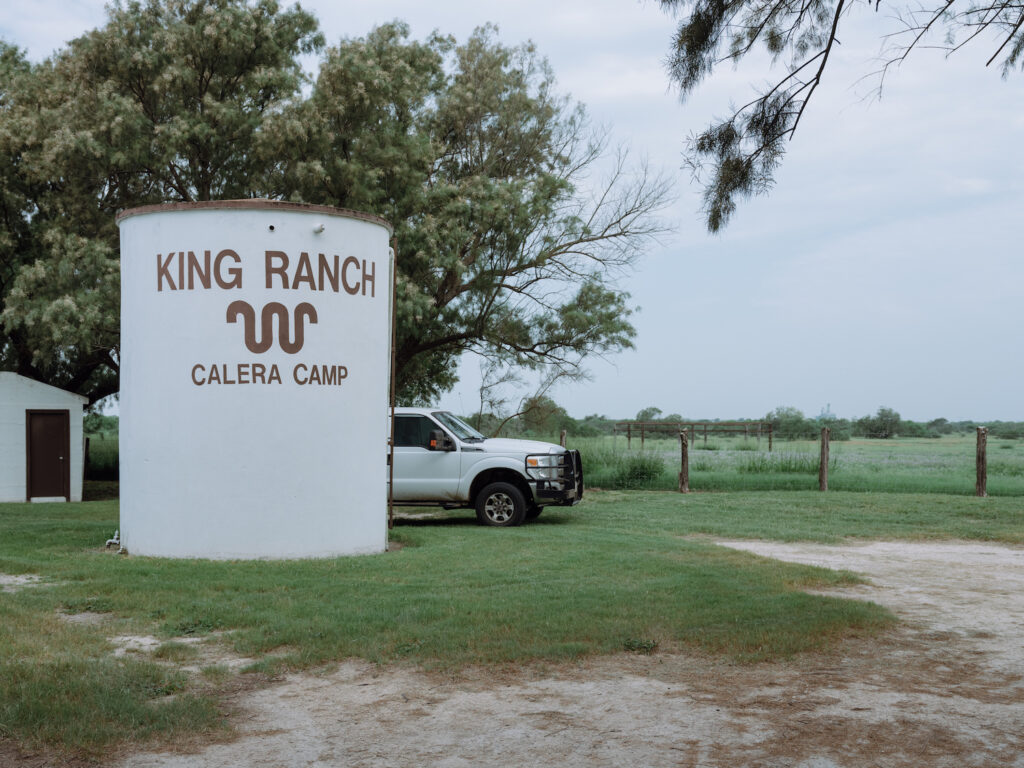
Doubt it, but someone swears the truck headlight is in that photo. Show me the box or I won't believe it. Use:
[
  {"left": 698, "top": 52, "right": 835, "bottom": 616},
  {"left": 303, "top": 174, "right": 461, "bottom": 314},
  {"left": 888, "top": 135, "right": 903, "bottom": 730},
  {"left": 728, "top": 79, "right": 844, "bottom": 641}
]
[{"left": 526, "top": 453, "right": 563, "bottom": 481}]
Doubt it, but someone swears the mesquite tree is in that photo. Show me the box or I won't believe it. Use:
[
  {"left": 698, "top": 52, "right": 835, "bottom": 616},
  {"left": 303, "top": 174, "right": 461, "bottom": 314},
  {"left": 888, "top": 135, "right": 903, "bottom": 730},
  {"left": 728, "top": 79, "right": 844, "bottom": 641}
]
[
  {"left": 0, "top": 0, "right": 322, "bottom": 403},
  {"left": 1, "top": 4, "right": 670, "bottom": 405},
  {"left": 270, "top": 22, "right": 672, "bottom": 403},
  {"left": 660, "top": 0, "right": 1024, "bottom": 231}
]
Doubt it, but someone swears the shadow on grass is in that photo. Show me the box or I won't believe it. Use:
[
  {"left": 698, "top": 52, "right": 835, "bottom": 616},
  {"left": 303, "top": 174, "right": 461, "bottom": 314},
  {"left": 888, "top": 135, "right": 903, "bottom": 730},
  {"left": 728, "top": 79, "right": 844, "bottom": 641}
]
[
  {"left": 83, "top": 481, "right": 119, "bottom": 501},
  {"left": 391, "top": 510, "right": 577, "bottom": 527},
  {"left": 391, "top": 515, "right": 478, "bottom": 527}
]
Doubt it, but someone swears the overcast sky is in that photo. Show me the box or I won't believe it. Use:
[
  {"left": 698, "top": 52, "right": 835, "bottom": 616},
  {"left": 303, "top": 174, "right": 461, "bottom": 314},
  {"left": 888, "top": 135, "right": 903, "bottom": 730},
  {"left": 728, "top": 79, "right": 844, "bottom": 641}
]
[{"left": 4, "top": 0, "right": 1022, "bottom": 421}]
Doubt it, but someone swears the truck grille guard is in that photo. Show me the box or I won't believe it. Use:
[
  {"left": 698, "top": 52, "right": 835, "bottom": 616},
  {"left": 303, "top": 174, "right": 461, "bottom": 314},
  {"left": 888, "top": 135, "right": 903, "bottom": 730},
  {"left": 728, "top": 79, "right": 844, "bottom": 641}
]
[{"left": 568, "top": 448, "right": 584, "bottom": 500}]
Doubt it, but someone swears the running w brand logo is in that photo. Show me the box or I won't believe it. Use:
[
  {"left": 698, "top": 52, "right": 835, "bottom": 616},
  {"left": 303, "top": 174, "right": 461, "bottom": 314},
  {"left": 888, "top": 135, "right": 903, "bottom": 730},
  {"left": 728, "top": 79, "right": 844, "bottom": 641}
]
[{"left": 226, "top": 301, "right": 318, "bottom": 354}]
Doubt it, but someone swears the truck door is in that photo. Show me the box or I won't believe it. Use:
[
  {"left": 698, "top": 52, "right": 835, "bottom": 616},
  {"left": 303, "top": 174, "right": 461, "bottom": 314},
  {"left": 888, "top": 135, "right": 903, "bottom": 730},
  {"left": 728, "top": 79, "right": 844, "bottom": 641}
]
[{"left": 391, "top": 414, "right": 462, "bottom": 501}]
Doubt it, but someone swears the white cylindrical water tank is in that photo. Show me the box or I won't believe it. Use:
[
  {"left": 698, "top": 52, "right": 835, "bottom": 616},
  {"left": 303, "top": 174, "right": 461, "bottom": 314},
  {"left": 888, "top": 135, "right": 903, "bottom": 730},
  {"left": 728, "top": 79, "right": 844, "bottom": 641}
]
[{"left": 118, "top": 200, "right": 393, "bottom": 558}]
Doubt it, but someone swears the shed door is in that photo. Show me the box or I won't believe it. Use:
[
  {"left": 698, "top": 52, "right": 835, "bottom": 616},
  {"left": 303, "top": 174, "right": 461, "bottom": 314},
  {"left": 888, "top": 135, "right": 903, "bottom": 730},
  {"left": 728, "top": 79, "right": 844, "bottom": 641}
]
[{"left": 27, "top": 410, "right": 70, "bottom": 501}]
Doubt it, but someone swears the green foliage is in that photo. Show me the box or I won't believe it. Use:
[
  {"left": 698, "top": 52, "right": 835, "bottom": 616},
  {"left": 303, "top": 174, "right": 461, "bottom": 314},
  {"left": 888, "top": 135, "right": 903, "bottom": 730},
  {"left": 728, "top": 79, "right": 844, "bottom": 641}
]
[
  {"left": 659, "top": 0, "right": 1024, "bottom": 230},
  {"left": 0, "top": 0, "right": 323, "bottom": 403},
  {"left": 1, "top": 7, "right": 669, "bottom": 406},
  {"left": 574, "top": 414, "right": 616, "bottom": 437},
  {"left": 764, "top": 405, "right": 849, "bottom": 441},
  {"left": 854, "top": 407, "right": 903, "bottom": 439},
  {"left": 990, "top": 422, "right": 1024, "bottom": 439},
  {"left": 765, "top": 406, "right": 815, "bottom": 440},
  {"left": 518, "top": 395, "right": 574, "bottom": 435},
  {"left": 83, "top": 412, "right": 118, "bottom": 435},
  {"left": 270, "top": 21, "right": 669, "bottom": 403},
  {"left": 636, "top": 406, "right": 663, "bottom": 422}
]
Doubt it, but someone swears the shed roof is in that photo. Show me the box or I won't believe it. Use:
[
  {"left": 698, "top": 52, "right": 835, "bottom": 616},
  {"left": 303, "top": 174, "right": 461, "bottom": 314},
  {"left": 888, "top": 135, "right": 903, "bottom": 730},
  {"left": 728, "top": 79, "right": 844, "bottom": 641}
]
[{"left": 0, "top": 372, "right": 89, "bottom": 404}]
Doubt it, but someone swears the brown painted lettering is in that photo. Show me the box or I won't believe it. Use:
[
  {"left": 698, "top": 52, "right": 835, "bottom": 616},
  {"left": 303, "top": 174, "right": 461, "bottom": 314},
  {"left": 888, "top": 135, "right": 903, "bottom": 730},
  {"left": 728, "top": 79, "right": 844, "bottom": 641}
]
[
  {"left": 319, "top": 253, "right": 339, "bottom": 292},
  {"left": 308, "top": 365, "right": 322, "bottom": 385},
  {"left": 187, "top": 251, "right": 211, "bottom": 289},
  {"left": 293, "top": 252, "right": 316, "bottom": 290},
  {"left": 362, "top": 259, "right": 376, "bottom": 297},
  {"left": 177, "top": 251, "right": 185, "bottom": 291},
  {"left": 157, "top": 253, "right": 176, "bottom": 291},
  {"left": 252, "top": 363, "right": 266, "bottom": 384},
  {"left": 191, "top": 364, "right": 205, "bottom": 385},
  {"left": 266, "top": 250, "right": 289, "bottom": 289},
  {"left": 322, "top": 365, "right": 336, "bottom": 386},
  {"left": 238, "top": 363, "right": 250, "bottom": 385},
  {"left": 222, "top": 364, "right": 236, "bottom": 385},
  {"left": 268, "top": 364, "right": 282, "bottom": 384},
  {"left": 214, "top": 249, "right": 242, "bottom": 289},
  {"left": 208, "top": 365, "right": 221, "bottom": 384},
  {"left": 293, "top": 363, "right": 307, "bottom": 385},
  {"left": 342, "top": 256, "right": 361, "bottom": 295},
  {"left": 338, "top": 365, "right": 348, "bottom": 379}
]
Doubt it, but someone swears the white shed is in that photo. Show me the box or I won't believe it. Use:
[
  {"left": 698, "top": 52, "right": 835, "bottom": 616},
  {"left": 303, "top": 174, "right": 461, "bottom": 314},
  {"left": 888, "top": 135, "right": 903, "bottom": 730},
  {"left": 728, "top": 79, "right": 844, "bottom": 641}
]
[{"left": 0, "top": 372, "right": 89, "bottom": 502}]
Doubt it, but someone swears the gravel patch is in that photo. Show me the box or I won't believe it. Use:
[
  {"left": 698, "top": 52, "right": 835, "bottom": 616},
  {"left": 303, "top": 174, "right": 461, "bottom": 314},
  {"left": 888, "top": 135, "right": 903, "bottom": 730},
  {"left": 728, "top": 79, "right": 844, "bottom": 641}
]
[{"left": 114, "top": 540, "right": 1024, "bottom": 768}]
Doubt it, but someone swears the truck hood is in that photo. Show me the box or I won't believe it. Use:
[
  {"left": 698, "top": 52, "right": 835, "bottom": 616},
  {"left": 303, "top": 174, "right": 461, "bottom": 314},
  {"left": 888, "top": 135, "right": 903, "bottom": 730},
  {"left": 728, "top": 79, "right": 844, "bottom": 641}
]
[{"left": 473, "top": 437, "right": 564, "bottom": 455}]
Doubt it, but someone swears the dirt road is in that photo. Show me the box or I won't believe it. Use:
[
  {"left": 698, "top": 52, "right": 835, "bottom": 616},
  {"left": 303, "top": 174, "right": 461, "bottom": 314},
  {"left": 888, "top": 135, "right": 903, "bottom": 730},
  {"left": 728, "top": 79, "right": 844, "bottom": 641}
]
[{"left": 119, "top": 540, "right": 1024, "bottom": 768}]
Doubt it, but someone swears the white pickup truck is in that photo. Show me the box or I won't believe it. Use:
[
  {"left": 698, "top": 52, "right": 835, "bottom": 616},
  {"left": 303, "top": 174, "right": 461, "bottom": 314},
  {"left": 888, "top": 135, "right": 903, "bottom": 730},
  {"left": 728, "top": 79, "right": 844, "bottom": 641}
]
[{"left": 389, "top": 407, "right": 583, "bottom": 526}]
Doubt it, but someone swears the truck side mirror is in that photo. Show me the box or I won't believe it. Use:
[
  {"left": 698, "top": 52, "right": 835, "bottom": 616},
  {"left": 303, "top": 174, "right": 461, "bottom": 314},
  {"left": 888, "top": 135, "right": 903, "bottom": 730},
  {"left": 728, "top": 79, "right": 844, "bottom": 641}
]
[{"left": 428, "top": 429, "right": 454, "bottom": 451}]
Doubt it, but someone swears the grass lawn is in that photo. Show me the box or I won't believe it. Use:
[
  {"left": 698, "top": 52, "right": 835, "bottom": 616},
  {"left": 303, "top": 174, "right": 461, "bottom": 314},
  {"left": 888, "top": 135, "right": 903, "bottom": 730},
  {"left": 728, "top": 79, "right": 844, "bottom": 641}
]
[{"left": 2, "top": 488, "right": 1021, "bottom": 755}]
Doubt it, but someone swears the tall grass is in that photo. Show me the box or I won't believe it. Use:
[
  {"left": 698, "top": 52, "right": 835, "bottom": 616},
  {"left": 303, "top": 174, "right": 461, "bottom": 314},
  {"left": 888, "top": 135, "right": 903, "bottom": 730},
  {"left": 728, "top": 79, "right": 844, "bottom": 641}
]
[
  {"left": 738, "top": 452, "right": 836, "bottom": 474},
  {"left": 565, "top": 434, "right": 1024, "bottom": 496},
  {"left": 85, "top": 432, "right": 119, "bottom": 481},
  {"left": 584, "top": 447, "right": 665, "bottom": 489}
]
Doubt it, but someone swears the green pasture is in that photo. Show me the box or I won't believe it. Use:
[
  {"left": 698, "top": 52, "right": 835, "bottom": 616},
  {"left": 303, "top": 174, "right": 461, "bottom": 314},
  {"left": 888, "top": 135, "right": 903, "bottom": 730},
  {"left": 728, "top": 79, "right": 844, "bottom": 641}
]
[
  {"left": 3, "top": 488, "right": 1023, "bottom": 755},
  {"left": 85, "top": 431, "right": 1024, "bottom": 495},
  {"left": 578, "top": 433, "right": 1024, "bottom": 495}
]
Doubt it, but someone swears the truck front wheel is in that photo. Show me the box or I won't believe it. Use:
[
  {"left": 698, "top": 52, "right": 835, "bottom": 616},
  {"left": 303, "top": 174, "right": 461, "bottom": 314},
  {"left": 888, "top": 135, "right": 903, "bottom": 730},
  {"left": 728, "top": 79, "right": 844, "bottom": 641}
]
[{"left": 475, "top": 482, "right": 526, "bottom": 527}]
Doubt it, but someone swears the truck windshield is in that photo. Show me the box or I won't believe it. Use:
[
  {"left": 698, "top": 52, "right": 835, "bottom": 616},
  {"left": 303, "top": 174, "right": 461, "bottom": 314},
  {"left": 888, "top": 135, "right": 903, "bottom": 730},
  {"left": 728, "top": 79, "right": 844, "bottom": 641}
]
[{"left": 432, "top": 411, "right": 485, "bottom": 442}]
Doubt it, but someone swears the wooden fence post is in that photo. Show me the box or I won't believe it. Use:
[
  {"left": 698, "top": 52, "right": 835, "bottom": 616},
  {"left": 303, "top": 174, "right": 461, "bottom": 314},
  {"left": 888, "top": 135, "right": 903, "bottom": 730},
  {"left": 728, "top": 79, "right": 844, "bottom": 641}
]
[
  {"left": 559, "top": 429, "right": 567, "bottom": 448},
  {"left": 678, "top": 431, "right": 689, "bottom": 493},
  {"left": 641, "top": 422, "right": 645, "bottom": 449},
  {"left": 627, "top": 423, "right": 632, "bottom": 450},
  {"left": 768, "top": 424, "right": 773, "bottom": 452},
  {"left": 976, "top": 426, "right": 988, "bottom": 497},
  {"left": 819, "top": 427, "right": 830, "bottom": 492}
]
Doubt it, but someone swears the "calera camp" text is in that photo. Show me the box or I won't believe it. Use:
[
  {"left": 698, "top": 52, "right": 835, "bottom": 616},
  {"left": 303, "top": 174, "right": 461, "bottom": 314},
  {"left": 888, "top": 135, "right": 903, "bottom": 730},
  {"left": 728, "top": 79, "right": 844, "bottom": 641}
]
[{"left": 190, "top": 363, "right": 349, "bottom": 386}]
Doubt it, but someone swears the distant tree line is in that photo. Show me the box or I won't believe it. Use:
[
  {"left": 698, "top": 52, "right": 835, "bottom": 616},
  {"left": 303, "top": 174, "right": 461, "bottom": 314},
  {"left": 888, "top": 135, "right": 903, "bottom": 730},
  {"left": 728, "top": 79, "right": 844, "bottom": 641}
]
[
  {"left": 465, "top": 400, "right": 1024, "bottom": 441},
  {"left": 763, "top": 407, "right": 1024, "bottom": 441},
  {"left": 84, "top": 404, "right": 1024, "bottom": 442}
]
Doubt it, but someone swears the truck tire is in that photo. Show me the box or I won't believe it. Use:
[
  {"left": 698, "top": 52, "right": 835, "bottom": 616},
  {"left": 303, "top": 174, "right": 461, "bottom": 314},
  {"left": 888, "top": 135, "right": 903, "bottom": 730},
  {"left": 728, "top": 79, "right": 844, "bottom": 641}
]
[{"left": 475, "top": 482, "right": 527, "bottom": 527}]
